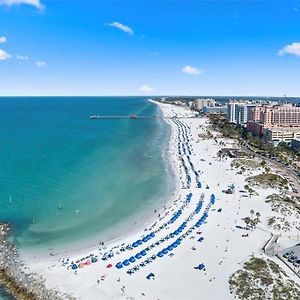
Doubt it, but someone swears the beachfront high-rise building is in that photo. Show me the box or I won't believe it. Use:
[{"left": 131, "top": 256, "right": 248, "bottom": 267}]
[
  {"left": 194, "top": 98, "right": 216, "bottom": 111},
  {"left": 227, "top": 101, "right": 257, "bottom": 126}
]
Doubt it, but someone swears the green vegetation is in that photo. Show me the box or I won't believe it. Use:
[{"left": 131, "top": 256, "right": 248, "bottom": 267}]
[
  {"left": 229, "top": 257, "right": 300, "bottom": 300},
  {"left": 208, "top": 115, "right": 300, "bottom": 172},
  {"left": 231, "top": 159, "right": 261, "bottom": 171},
  {"left": 246, "top": 173, "right": 288, "bottom": 190},
  {"left": 266, "top": 194, "right": 300, "bottom": 216}
]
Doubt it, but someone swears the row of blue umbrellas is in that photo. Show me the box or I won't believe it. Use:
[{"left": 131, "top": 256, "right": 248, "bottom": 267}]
[{"left": 132, "top": 232, "right": 155, "bottom": 248}]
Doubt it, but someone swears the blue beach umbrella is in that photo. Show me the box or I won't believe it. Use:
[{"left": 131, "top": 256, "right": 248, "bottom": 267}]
[
  {"left": 142, "top": 237, "right": 148, "bottom": 243},
  {"left": 135, "top": 253, "right": 142, "bottom": 259},
  {"left": 150, "top": 232, "right": 155, "bottom": 238},
  {"left": 116, "top": 262, "right": 123, "bottom": 269},
  {"left": 162, "top": 248, "right": 168, "bottom": 254},
  {"left": 157, "top": 252, "right": 164, "bottom": 258},
  {"left": 123, "top": 260, "right": 130, "bottom": 266},
  {"left": 137, "top": 239, "right": 143, "bottom": 245},
  {"left": 167, "top": 245, "right": 173, "bottom": 251},
  {"left": 71, "top": 264, "right": 78, "bottom": 270},
  {"left": 140, "top": 250, "right": 147, "bottom": 256},
  {"left": 129, "top": 256, "right": 136, "bottom": 263},
  {"left": 132, "top": 242, "right": 139, "bottom": 248}
]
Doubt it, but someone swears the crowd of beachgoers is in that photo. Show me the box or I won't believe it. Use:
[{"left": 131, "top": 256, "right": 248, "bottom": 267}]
[{"left": 16, "top": 101, "right": 300, "bottom": 299}]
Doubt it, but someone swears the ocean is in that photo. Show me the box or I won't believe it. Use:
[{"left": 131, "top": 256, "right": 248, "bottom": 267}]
[{"left": 0, "top": 97, "right": 171, "bottom": 253}]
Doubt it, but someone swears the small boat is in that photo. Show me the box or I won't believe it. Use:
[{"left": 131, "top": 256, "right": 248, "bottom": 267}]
[{"left": 32, "top": 217, "right": 35, "bottom": 224}]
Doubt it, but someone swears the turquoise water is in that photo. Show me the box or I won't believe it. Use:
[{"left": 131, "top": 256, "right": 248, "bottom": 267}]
[
  {"left": 0, "top": 286, "right": 15, "bottom": 300},
  {"left": 0, "top": 97, "right": 170, "bottom": 252}
]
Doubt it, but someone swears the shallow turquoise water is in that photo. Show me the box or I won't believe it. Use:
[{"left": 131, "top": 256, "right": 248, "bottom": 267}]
[
  {"left": 0, "top": 97, "right": 170, "bottom": 252},
  {"left": 0, "top": 286, "right": 15, "bottom": 300}
]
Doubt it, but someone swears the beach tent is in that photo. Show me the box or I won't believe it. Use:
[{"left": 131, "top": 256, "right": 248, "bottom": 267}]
[
  {"left": 129, "top": 256, "right": 136, "bottom": 263},
  {"left": 116, "top": 262, "right": 123, "bottom": 269},
  {"left": 157, "top": 252, "right": 164, "bottom": 258},
  {"left": 123, "top": 259, "right": 130, "bottom": 266},
  {"left": 135, "top": 253, "right": 142, "bottom": 259}
]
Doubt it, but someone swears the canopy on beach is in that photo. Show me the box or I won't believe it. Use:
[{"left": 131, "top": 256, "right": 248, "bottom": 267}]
[
  {"left": 157, "top": 252, "right": 164, "bottom": 258},
  {"left": 135, "top": 253, "right": 142, "bottom": 259},
  {"left": 129, "top": 256, "right": 136, "bottom": 263},
  {"left": 123, "top": 259, "right": 130, "bottom": 266}
]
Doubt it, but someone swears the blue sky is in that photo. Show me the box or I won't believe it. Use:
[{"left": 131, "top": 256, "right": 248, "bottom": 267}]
[{"left": 0, "top": 0, "right": 300, "bottom": 96}]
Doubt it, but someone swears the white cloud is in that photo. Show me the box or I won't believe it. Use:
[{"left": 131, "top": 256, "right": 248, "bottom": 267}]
[
  {"left": 139, "top": 84, "right": 154, "bottom": 93},
  {"left": 0, "top": 0, "right": 43, "bottom": 9},
  {"left": 0, "top": 36, "right": 7, "bottom": 44},
  {"left": 277, "top": 42, "right": 300, "bottom": 57},
  {"left": 36, "top": 60, "right": 46, "bottom": 67},
  {"left": 182, "top": 65, "right": 204, "bottom": 75},
  {"left": 16, "top": 54, "right": 29, "bottom": 60},
  {"left": 0, "top": 49, "right": 11, "bottom": 60},
  {"left": 108, "top": 22, "right": 134, "bottom": 35}
]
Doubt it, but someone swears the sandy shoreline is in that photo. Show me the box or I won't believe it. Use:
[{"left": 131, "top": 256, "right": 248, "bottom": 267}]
[{"left": 11, "top": 102, "right": 300, "bottom": 299}]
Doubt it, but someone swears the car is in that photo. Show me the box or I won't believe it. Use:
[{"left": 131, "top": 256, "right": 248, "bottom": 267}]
[
  {"left": 283, "top": 251, "right": 294, "bottom": 258},
  {"left": 288, "top": 255, "right": 298, "bottom": 263}
]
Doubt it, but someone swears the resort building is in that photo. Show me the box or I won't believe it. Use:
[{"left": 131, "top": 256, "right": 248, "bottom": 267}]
[
  {"left": 203, "top": 106, "right": 227, "bottom": 115},
  {"left": 194, "top": 98, "right": 216, "bottom": 111},
  {"left": 264, "top": 127, "right": 300, "bottom": 145},
  {"left": 248, "top": 104, "right": 300, "bottom": 128}
]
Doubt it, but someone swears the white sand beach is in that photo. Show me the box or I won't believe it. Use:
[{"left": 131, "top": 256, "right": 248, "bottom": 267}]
[{"left": 25, "top": 101, "right": 300, "bottom": 300}]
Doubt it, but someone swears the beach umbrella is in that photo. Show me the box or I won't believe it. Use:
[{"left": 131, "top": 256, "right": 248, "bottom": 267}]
[
  {"left": 116, "top": 262, "right": 123, "bottom": 269},
  {"left": 106, "top": 263, "right": 113, "bottom": 268},
  {"left": 167, "top": 245, "right": 173, "bottom": 251},
  {"left": 129, "top": 256, "right": 136, "bottom": 263},
  {"left": 172, "top": 242, "right": 178, "bottom": 248},
  {"left": 162, "top": 248, "right": 168, "bottom": 254},
  {"left": 157, "top": 252, "right": 164, "bottom": 258},
  {"left": 132, "top": 242, "right": 139, "bottom": 248},
  {"left": 142, "top": 237, "right": 148, "bottom": 243},
  {"left": 135, "top": 253, "right": 142, "bottom": 259},
  {"left": 169, "top": 233, "right": 174, "bottom": 238},
  {"left": 123, "top": 259, "right": 130, "bottom": 266},
  {"left": 71, "top": 264, "right": 78, "bottom": 270},
  {"left": 140, "top": 250, "right": 147, "bottom": 256},
  {"left": 137, "top": 239, "right": 143, "bottom": 245},
  {"left": 79, "top": 263, "right": 85, "bottom": 268},
  {"left": 150, "top": 232, "right": 155, "bottom": 238},
  {"left": 85, "top": 260, "right": 91, "bottom": 266},
  {"left": 91, "top": 257, "right": 98, "bottom": 263}
]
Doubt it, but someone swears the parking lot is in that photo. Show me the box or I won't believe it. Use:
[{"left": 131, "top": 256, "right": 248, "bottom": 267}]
[{"left": 280, "top": 243, "right": 300, "bottom": 272}]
